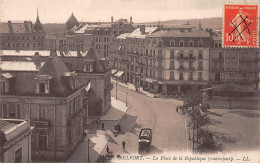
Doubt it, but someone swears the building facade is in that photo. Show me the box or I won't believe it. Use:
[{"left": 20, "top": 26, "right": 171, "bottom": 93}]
[
  {"left": 0, "top": 49, "right": 112, "bottom": 115},
  {"left": 0, "top": 119, "right": 33, "bottom": 163},
  {"left": 0, "top": 11, "right": 45, "bottom": 50},
  {"left": 0, "top": 52, "right": 87, "bottom": 161}
]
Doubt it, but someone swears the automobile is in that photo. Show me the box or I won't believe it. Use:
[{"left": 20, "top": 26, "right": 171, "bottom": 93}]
[{"left": 138, "top": 128, "right": 152, "bottom": 153}]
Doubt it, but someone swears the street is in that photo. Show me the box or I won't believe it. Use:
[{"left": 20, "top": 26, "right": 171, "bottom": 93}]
[{"left": 107, "top": 82, "right": 188, "bottom": 156}]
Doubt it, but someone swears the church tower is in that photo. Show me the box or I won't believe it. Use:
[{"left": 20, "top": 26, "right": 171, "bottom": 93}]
[
  {"left": 34, "top": 9, "right": 45, "bottom": 50},
  {"left": 66, "top": 12, "right": 80, "bottom": 31}
]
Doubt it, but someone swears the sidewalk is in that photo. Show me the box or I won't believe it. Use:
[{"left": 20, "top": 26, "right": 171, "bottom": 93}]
[
  {"left": 66, "top": 132, "right": 109, "bottom": 163},
  {"left": 112, "top": 79, "right": 155, "bottom": 98},
  {"left": 100, "top": 97, "right": 128, "bottom": 121}
]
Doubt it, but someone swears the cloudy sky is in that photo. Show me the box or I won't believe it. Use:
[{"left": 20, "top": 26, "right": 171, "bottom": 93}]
[{"left": 0, "top": 0, "right": 258, "bottom": 23}]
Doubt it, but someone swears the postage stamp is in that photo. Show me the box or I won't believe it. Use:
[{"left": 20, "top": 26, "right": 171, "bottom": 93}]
[{"left": 223, "top": 4, "right": 259, "bottom": 48}]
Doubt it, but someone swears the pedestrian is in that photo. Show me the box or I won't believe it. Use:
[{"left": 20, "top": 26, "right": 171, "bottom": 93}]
[
  {"left": 106, "top": 145, "right": 109, "bottom": 153},
  {"left": 176, "top": 106, "right": 179, "bottom": 113},
  {"left": 101, "top": 122, "right": 104, "bottom": 130},
  {"left": 96, "top": 119, "right": 99, "bottom": 128},
  {"left": 122, "top": 141, "right": 126, "bottom": 150}
]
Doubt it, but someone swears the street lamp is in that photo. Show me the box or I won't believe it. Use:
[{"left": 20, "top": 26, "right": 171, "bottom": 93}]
[
  {"left": 126, "top": 91, "right": 128, "bottom": 107},
  {"left": 87, "top": 139, "right": 90, "bottom": 163},
  {"left": 116, "top": 79, "right": 118, "bottom": 100},
  {"left": 188, "top": 122, "right": 191, "bottom": 140}
]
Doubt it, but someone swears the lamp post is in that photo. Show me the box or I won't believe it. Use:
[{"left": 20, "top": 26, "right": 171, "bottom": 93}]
[
  {"left": 126, "top": 91, "right": 128, "bottom": 107},
  {"left": 188, "top": 122, "right": 191, "bottom": 140},
  {"left": 87, "top": 139, "right": 90, "bottom": 162},
  {"left": 116, "top": 80, "right": 118, "bottom": 100}
]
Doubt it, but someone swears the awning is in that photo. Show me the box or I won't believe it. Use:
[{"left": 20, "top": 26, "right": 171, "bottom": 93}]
[
  {"left": 111, "top": 69, "right": 118, "bottom": 75},
  {"left": 114, "top": 71, "right": 124, "bottom": 77},
  {"left": 2, "top": 73, "right": 13, "bottom": 79},
  {"left": 143, "top": 77, "right": 158, "bottom": 84}
]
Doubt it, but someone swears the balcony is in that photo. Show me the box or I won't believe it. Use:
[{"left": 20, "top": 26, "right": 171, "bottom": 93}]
[
  {"left": 31, "top": 120, "right": 50, "bottom": 128},
  {"left": 188, "top": 56, "right": 196, "bottom": 60},
  {"left": 177, "top": 56, "right": 188, "bottom": 60},
  {"left": 67, "top": 108, "right": 85, "bottom": 126},
  {"left": 178, "top": 66, "right": 185, "bottom": 70},
  {"left": 188, "top": 67, "right": 195, "bottom": 71}
]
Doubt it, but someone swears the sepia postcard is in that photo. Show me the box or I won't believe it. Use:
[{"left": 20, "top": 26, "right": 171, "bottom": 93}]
[{"left": 0, "top": 0, "right": 259, "bottom": 163}]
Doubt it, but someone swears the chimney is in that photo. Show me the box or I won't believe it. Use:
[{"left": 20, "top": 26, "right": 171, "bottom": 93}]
[
  {"left": 140, "top": 25, "right": 145, "bottom": 35},
  {"left": 111, "top": 16, "right": 113, "bottom": 23},
  {"left": 130, "top": 16, "right": 132, "bottom": 24}
]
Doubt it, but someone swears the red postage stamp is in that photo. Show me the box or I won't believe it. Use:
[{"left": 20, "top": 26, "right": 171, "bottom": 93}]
[{"left": 223, "top": 4, "right": 258, "bottom": 48}]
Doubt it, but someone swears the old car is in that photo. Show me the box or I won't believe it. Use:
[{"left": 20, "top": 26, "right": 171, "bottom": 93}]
[{"left": 138, "top": 128, "right": 152, "bottom": 153}]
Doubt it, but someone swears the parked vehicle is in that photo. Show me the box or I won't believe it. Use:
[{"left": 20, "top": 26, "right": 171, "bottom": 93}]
[{"left": 138, "top": 128, "right": 152, "bottom": 153}]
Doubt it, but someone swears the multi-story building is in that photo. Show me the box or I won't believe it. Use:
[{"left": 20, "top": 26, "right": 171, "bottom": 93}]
[
  {"left": 0, "top": 119, "right": 33, "bottom": 163},
  {"left": 0, "top": 11, "right": 45, "bottom": 50},
  {"left": 110, "top": 27, "right": 259, "bottom": 95},
  {"left": 0, "top": 48, "right": 112, "bottom": 115},
  {"left": 111, "top": 17, "right": 134, "bottom": 37},
  {"left": 210, "top": 32, "right": 259, "bottom": 95},
  {"left": 0, "top": 51, "right": 87, "bottom": 161},
  {"left": 45, "top": 35, "right": 56, "bottom": 50},
  {"left": 110, "top": 27, "right": 210, "bottom": 93}
]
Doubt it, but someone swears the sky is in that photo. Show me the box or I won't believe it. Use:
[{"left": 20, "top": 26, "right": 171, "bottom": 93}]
[{"left": 0, "top": 0, "right": 259, "bottom": 23}]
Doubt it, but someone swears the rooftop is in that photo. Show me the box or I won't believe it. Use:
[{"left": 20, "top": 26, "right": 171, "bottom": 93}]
[
  {"left": 0, "top": 120, "right": 16, "bottom": 132},
  {"left": 0, "top": 21, "right": 33, "bottom": 33},
  {"left": 0, "top": 50, "right": 88, "bottom": 57},
  {"left": 116, "top": 33, "right": 130, "bottom": 39},
  {"left": 127, "top": 27, "right": 158, "bottom": 39},
  {"left": 0, "top": 61, "right": 44, "bottom": 71}
]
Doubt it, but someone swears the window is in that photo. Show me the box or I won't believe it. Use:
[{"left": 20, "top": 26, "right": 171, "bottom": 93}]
[
  {"left": 39, "top": 105, "right": 47, "bottom": 121},
  {"left": 84, "top": 64, "right": 93, "bottom": 72},
  {"left": 170, "top": 61, "right": 174, "bottom": 69},
  {"left": 198, "top": 41, "right": 203, "bottom": 47},
  {"left": 170, "top": 71, "right": 174, "bottom": 80},
  {"left": 189, "top": 41, "right": 193, "bottom": 46},
  {"left": 170, "top": 50, "right": 174, "bottom": 59},
  {"left": 0, "top": 82, "right": 5, "bottom": 92},
  {"left": 215, "top": 73, "right": 220, "bottom": 81},
  {"left": 198, "top": 72, "right": 203, "bottom": 80},
  {"left": 189, "top": 72, "right": 193, "bottom": 80},
  {"left": 33, "top": 43, "right": 36, "bottom": 47},
  {"left": 39, "top": 83, "right": 45, "bottom": 93},
  {"left": 27, "top": 43, "right": 29, "bottom": 47},
  {"left": 22, "top": 36, "right": 24, "bottom": 40},
  {"left": 8, "top": 103, "right": 15, "bottom": 118},
  {"left": 189, "top": 61, "right": 193, "bottom": 69},
  {"left": 16, "top": 104, "right": 21, "bottom": 119},
  {"left": 3, "top": 104, "right": 7, "bottom": 118},
  {"left": 180, "top": 54, "right": 183, "bottom": 59},
  {"left": 15, "top": 147, "right": 22, "bottom": 163},
  {"left": 214, "top": 43, "right": 218, "bottom": 48},
  {"left": 189, "top": 54, "right": 193, "bottom": 59},
  {"left": 219, "top": 52, "right": 223, "bottom": 60},
  {"left": 199, "top": 53, "right": 203, "bottom": 59},
  {"left": 179, "top": 73, "right": 183, "bottom": 80},
  {"left": 219, "top": 43, "right": 221, "bottom": 48},
  {"left": 38, "top": 130, "right": 47, "bottom": 149},
  {"left": 170, "top": 40, "right": 175, "bottom": 46},
  {"left": 33, "top": 36, "right": 36, "bottom": 40},
  {"left": 198, "top": 61, "right": 203, "bottom": 70},
  {"left": 179, "top": 41, "right": 184, "bottom": 47}
]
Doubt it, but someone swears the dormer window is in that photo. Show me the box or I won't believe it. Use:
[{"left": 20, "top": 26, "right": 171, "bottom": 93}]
[
  {"left": 0, "top": 73, "right": 13, "bottom": 93},
  {"left": 84, "top": 64, "right": 93, "bottom": 72},
  {"left": 170, "top": 40, "right": 175, "bottom": 46},
  {"left": 189, "top": 41, "right": 194, "bottom": 47},
  {"left": 39, "top": 83, "right": 45, "bottom": 93},
  {"left": 35, "top": 75, "right": 52, "bottom": 94},
  {"left": 179, "top": 41, "right": 184, "bottom": 47},
  {"left": 198, "top": 41, "right": 203, "bottom": 47}
]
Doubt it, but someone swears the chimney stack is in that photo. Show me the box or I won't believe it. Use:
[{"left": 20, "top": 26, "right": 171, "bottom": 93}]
[
  {"left": 130, "top": 16, "right": 132, "bottom": 24},
  {"left": 140, "top": 25, "right": 145, "bottom": 35},
  {"left": 111, "top": 16, "right": 113, "bottom": 23}
]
